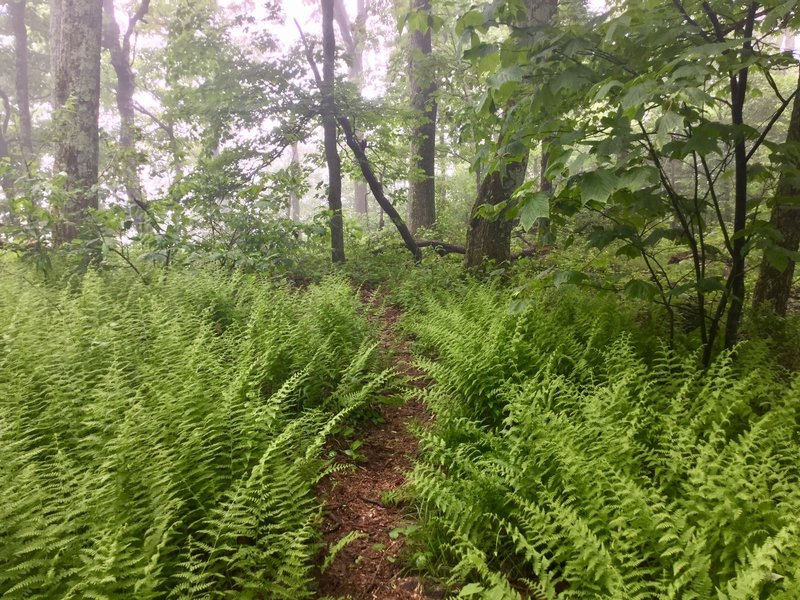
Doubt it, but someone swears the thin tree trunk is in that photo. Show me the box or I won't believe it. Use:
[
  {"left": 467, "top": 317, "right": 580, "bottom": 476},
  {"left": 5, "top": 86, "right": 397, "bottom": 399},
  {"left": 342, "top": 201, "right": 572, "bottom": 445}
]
[
  {"left": 407, "top": 0, "right": 437, "bottom": 234},
  {"left": 334, "top": 0, "right": 369, "bottom": 215},
  {"left": 297, "top": 19, "right": 419, "bottom": 260},
  {"left": 322, "top": 0, "right": 345, "bottom": 263},
  {"left": 538, "top": 147, "right": 551, "bottom": 237},
  {"left": 723, "top": 4, "right": 756, "bottom": 348},
  {"left": 51, "top": 0, "right": 104, "bottom": 245},
  {"left": 0, "top": 90, "right": 16, "bottom": 203},
  {"left": 289, "top": 142, "right": 300, "bottom": 222},
  {"left": 9, "top": 0, "right": 32, "bottom": 155},
  {"left": 338, "top": 115, "right": 421, "bottom": 260},
  {"left": 753, "top": 68, "right": 800, "bottom": 316},
  {"left": 102, "top": 0, "right": 150, "bottom": 229}
]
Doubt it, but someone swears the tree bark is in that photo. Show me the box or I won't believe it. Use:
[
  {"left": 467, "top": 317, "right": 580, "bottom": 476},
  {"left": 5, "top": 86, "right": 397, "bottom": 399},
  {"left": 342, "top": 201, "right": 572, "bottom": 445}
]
[
  {"left": 297, "top": 19, "right": 419, "bottom": 260},
  {"left": 407, "top": 0, "right": 437, "bottom": 234},
  {"left": 9, "top": 0, "right": 32, "bottom": 155},
  {"left": 333, "top": 0, "right": 369, "bottom": 215},
  {"left": 722, "top": 4, "right": 757, "bottom": 348},
  {"left": 51, "top": 0, "right": 104, "bottom": 245},
  {"left": 753, "top": 68, "right": 800, "bottom": 317},
  {"left": 322, "top": 0, "right": 345, "bottom": 263},
  {"left": 464, "top": 156, "right": 528, "bottom": 266},
  {"left": 0, "top": 90, "right": 16, "bottom": 203},
  {"left": 463, "top": 0, "right": 555, "bottom": 268},
  {"left": 102, "top": 0, "right": 149, "bottom": 229},
  {"left": 289, "top": 142, "right": 300, "bottom": 222}
]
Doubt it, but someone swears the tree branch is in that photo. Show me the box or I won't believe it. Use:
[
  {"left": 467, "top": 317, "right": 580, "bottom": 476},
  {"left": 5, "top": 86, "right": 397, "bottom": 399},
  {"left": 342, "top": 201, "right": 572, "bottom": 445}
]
[{"left": 296, "top": 20, "right": 421, "bottom": 261}]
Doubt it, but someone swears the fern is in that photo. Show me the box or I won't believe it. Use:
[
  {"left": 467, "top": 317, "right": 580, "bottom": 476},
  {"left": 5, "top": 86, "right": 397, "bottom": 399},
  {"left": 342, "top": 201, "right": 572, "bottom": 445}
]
[
  {"left": 0, "top": 266, "right": 390, "bottom": 598},
  {"left": 407, "top": 285, "right": 800, "bottom": 598}
]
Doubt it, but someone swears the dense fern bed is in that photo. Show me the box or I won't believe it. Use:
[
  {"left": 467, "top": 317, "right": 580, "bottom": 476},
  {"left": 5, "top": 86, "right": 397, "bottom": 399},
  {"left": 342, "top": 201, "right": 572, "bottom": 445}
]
[
  {"left": 0, "top": 268, "right": 389, "bottom": 598},
  {"left": 408, "top": 285, "right": 800, "bottom": 599}
]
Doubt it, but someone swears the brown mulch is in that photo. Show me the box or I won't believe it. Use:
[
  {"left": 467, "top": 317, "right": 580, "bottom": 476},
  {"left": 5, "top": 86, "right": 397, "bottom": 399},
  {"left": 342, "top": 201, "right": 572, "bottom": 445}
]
[{"left": 315, "top": 290, "right": 444, "bottom": 600}]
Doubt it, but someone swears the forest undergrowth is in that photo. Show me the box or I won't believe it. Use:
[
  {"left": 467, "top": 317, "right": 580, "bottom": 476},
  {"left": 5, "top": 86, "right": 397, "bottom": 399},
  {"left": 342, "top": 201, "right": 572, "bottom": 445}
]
[
  {"left": 2, "top": 260, "right": 800, "bottom": 600},
  {"left": 404, "top": 284, "right": 800, "bottom": 599},
  {"left": 0, "top": 266, "right": 394, "bottom": 598}
]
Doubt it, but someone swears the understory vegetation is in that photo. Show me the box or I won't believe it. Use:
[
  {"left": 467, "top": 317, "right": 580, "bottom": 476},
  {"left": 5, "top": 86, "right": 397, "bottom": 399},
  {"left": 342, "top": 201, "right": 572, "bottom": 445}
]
[
  {"left": 0, "top": 267, "right": 392, "bottom": 598},
  {"left": 2, "top": 0, "right": 800, "bottom": 597},
  {"left": 407, "top": 285, "right": 800, "bottom": 599}
]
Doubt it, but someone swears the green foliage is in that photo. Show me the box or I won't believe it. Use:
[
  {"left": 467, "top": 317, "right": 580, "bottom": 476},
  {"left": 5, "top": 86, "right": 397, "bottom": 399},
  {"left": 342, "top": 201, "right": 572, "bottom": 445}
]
[
  {"left": 407, "top": 284, "right": 800, "bottom": 599},
  {"left": 0, "top": 266, "right": 392, "bottom": 598}
]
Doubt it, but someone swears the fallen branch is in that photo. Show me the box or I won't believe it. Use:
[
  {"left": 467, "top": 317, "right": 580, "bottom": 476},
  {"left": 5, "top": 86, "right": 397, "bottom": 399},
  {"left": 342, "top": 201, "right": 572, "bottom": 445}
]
[{"left": 416, "top": 240, "right": 465, "bottom": 256}]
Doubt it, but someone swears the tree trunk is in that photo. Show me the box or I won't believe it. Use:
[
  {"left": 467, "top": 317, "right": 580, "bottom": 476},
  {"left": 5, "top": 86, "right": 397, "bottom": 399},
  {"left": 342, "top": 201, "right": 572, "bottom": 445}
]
[
  {"left": 463, "top": 0, "right": 555, "bottom": 268},
  {"left": 322, "top": 0, "right": 345, "bottom": 263},
  {"left": 102, "top": 0, "right": 150, "bottom": 229},
  {"left": 9, "top": 0, "right": 32, "bottom": 155},
  {"left": 334, "top": 0, "right": 369, "bottom": 215},
  {"left": 464, "top": 156, "right": 528, "bottom": 266},
  {"left": 289, "top": 142, "right": 300, "bottom": 222},
  {"left": 723, "top": 5, "right": 756, "bottom": 348},
  {"left": 51, "top": 0, "right": 104, "bottom": 245},
  {"left": 0, "top": 91, "right": 16, "bottom": 203},
  {"left": 753, "top": 68, "right": 800, "bottom": 317},
  {"left": 297, "top": 19, "right": 419, "bottom": 260},
  {"left": 407, "top": 0, "right": 437, "bottom": 234}
]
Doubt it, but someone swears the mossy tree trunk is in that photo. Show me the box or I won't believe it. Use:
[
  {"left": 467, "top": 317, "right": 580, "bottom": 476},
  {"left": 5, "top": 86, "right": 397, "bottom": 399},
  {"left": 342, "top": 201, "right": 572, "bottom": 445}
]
[
  {"left": 753, "top": 68, "right": 800, "bottom": 316},
  {"left": 407, "top": 0, "right": 437, "bottom": 235},
  {"left": 463, "top": 156, "right": 528, "bottom": 267},
  {"left": 50, "top": 0, "right": 103, "bottom": 245},
  {"left": 463, "top": 0, "right": 555, "bottom": 268}
]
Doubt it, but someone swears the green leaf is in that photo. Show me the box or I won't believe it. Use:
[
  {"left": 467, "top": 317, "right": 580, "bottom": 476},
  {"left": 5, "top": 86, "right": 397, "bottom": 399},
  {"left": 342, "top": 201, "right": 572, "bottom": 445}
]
[
  {"left": 593, "top": 79, "right": 623, "bottom": 101},
  {"left": 625, "top": 279, "right": 659, "bottom": 301},
  {"left": 553, "top": 270, "right": 588, "bottom": 287},
  {"left": 579, "top": 170, "right": 619, "bottom": 204},
  {"left": 616, "top": 244, "right": 641, "bottom": 259},
  {"left": 457, "top": 10, "right": 485, "bottom": 33},
  {"left": 518, "top": 192, "right": 550, "bottom": 231},
  {"left": 407, "top": 10, "right": 430, "bottom": 34},
  {"left": 458, "top": 583, "right": 485, "bottom": 597},
  {"left": 656, "top": 111, "right": 683, "bottom": 147},
  {"left": 618, "top": 166, "right": 658, "bottom": 192},
  {"left": 620, "top": 80, "right": 654, "bottom": 117}
]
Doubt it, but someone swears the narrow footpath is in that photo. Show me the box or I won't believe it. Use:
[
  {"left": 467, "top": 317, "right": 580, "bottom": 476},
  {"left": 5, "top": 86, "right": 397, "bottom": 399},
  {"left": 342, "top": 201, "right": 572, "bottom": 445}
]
[{"left": 315, "top": 290, "right": 442, "bottom": 599}]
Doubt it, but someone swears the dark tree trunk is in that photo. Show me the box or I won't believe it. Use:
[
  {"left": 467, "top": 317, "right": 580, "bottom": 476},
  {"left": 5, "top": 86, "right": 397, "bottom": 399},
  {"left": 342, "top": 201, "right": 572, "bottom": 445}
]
[
  {"left": 407, "top": 0, "right": 437, "bottom": 234},
  {"left": 51, "top": 0, "right": 103, "bottom": 245},
  {"left": 753, "top": 69, "right": 800, "bottom": 317},
  {"left": 723, "top": 4, "right": 756, "bottom": 348},
  {"left": 322, "top": 0, "right": 345, "bottom": 263},
  {"left": 297, "top": 18, "right": 418, "bottom": 260},
  {"left": 102, "top": 0, "right": 150, "bottom": 228},
  {"left": 463, "top": 0, "right": 555, "bottom": 268},
  {"left": 464, "top": 156, "right": 528, "bottom": 267},
  {"left": 338, "top": 115, "right": 421, "bottom": 260},
  {"left": 9, "top": 0, "right": 32, "bottom": 154}
]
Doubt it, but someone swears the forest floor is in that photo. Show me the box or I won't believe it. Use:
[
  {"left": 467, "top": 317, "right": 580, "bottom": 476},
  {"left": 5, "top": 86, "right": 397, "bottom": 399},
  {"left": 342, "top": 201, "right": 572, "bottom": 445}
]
[{"left": 315, "top": 290, "right": 445, "bottom": 600}]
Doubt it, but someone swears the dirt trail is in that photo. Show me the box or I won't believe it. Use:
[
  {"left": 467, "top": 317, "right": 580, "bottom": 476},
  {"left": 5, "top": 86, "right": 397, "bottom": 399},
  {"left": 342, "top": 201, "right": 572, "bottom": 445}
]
[{"left": 315, "top": 290, "right": 442, "bottom": 600}]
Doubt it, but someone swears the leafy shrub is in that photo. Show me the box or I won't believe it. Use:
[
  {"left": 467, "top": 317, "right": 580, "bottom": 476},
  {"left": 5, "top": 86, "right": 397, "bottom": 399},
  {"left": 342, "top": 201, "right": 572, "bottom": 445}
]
[
  {"left": 0, "top": 266, "right": 391, "bottom": 598},
  {"left": 408, "top": 285, "right": 800, "bottom": 599}
]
